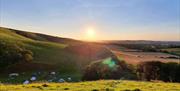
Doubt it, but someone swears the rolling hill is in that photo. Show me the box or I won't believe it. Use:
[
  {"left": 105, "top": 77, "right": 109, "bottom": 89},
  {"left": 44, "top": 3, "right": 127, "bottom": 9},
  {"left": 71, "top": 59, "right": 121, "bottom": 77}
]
[{"left": 0, "top": 27, "right": 117, "bottom": 82}]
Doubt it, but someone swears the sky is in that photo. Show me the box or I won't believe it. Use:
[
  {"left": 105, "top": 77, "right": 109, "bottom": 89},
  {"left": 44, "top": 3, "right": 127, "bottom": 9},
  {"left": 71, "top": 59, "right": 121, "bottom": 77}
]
[{"left": 0, "top": 0, "right": 180, "bottom": 41}]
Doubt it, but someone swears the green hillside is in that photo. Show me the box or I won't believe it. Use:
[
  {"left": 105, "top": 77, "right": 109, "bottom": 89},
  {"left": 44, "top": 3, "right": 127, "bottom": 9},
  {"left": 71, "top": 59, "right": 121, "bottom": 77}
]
[
  {"left": 0, "top": 27, "right": 78, "bottom": 72},
  {"left": 0, "top": 27, "right": 117, "bottom": 82},
  {"left": 0, "top": 27, "right": 86, "bottom": 82}
]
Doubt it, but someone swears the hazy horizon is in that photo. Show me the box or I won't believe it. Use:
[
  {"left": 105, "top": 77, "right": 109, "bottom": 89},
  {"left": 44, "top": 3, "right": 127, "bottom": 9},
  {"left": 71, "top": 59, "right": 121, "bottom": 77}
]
[{"left": 0, "top": 0, "right": 180, "bottom": 41}]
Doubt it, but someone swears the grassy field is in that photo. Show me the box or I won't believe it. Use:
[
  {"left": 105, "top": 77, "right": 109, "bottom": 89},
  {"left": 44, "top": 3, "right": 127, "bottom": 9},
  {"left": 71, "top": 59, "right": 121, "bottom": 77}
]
[{"left": 0, "top": 80, "right": 180, "bottom": 91}]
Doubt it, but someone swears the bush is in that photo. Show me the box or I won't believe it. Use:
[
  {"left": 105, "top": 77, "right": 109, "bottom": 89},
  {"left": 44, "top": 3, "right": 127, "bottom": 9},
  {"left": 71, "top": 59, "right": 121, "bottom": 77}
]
[
  {"left": 0, "top": 41, "right": 33, "bottom": 70},
  {"left": 136, "top": 61, "right": 162, "bottom": 81},
  {"left": 160, "top": 62, "right": 180, "bottom": 82},
  {"left": 82, "top": 57, "right": 137, "bottom": 81},
  {"left": 137, "top": 61, "right": 180, "bottom": 82}
]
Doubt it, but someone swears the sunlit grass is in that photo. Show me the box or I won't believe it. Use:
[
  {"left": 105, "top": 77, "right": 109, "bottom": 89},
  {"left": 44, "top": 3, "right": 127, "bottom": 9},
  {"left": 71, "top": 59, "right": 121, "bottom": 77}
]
[{"left": 0, "top": 80, "right": 180, "bottom": 91}]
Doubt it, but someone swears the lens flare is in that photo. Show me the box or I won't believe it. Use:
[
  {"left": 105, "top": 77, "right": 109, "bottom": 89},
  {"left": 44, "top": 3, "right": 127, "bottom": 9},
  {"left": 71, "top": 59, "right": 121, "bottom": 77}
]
[{"left": 102, "top": 57, "right": 117, "bottom": 70}]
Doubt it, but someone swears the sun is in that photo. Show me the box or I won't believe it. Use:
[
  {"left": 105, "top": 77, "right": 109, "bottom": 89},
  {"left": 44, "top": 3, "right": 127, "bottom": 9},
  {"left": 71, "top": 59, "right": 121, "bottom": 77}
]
[
  {"left": 85, "top": 27, "right": 96, "bottom": 41},
  {"left": 87, "top": 28, "right": 95, "bottom": 37}
]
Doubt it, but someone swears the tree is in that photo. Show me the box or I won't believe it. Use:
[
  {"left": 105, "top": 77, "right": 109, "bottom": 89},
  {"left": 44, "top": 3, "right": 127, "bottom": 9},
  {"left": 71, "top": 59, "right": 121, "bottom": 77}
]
[
  {"left": 82, "top": 57, "right": 137, "bottom": 81},
  {"left": 137, "top": 61, "right": 162, "bottom": 81},
  {"left": 137, "top": 61, "right": 180, "bottom": 82},
  {"left": 160, "top": 62, "right": 180, "bottom": 82},
  {"left": 0, "top": 41, "right": 33, "bottom": 70}
]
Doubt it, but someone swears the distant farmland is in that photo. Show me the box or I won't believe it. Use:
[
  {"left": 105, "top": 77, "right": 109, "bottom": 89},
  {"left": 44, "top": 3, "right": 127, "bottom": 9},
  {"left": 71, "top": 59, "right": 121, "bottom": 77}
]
[{"left": 114, "top": 51, "right": 179, "bottom": 64}]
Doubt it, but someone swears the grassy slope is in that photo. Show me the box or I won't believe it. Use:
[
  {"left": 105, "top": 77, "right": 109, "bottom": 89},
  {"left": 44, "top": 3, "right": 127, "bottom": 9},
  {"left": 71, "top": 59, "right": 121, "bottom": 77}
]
[
  {"left": 0, "top": 27, "right": 82, "bottom": 77},
  {"left": 0, "top": 80, "right": 180, "bottom": 91},
  {"left": 0, "top": 27, "right": 124, "bottom": 83},
  {"left": 0, "top": 27, "right": 114, "bottom": 72}
]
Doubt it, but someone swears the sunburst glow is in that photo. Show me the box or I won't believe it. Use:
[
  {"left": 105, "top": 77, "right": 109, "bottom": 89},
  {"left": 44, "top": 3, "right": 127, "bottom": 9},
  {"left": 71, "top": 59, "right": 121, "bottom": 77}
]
[{"left": 85, "top": 27, "right": 96, "bottom": 41}]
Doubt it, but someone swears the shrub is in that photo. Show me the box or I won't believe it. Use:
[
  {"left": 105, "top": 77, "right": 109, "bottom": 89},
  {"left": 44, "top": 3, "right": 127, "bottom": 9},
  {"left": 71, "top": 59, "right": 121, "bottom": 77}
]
[
  {"left": 137, "top": 61, "right": 180, "bottom": 82},
  {"left": 137, "top": 61, "right": 162, "bottom": 81},
  {"left": 160, "top": 62, "right": 180, "bottom": 82},
  {"left": 0, "top": 41, "right": 33, "bottom": 70},
  {"left": 82, "top": 57, "right": 137, "bottom": 80}
]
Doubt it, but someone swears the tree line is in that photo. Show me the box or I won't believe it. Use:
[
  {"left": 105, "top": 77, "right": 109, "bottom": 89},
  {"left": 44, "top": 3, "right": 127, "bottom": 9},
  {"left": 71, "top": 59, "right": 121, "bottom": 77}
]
[{"left": 83, "top": 59, "right": 180, "bottom": 82}]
